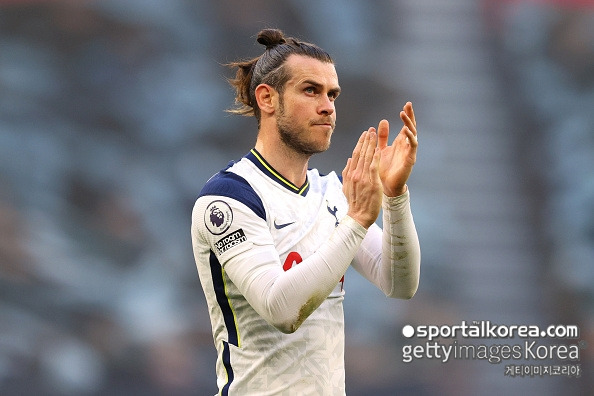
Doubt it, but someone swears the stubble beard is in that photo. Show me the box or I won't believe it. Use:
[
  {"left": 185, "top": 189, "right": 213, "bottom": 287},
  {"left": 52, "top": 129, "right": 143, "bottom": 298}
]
[{"left": 276, "top": 97, "right": 333, "bottom": 156}]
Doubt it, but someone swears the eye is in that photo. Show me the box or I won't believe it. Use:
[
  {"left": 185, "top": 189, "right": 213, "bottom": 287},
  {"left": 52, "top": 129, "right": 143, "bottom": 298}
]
[{"left": 304, "top": 86, "right": 316, "bottom": 94}]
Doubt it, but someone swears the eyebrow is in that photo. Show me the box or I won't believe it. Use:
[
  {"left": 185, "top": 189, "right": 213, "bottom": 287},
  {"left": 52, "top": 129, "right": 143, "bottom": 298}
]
[{"left": 301, "top": 79, "right": 341, "bottom": 95}]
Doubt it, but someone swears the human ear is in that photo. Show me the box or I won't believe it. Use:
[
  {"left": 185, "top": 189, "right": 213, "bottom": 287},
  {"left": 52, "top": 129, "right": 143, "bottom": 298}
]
[{"left": 254, "top": 84, "right": 276, "bottom": 115}]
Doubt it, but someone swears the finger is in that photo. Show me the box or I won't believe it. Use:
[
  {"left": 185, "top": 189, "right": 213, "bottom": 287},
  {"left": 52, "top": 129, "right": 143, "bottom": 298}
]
[
  {"left": 403, "top": 126, "right": 418, "bottom": 148},
  {"left": 355, "top": 130, "right": 372, "bottom": 173},
  {"left": 370, "top": 147, "right": 381, "bottom": 184},
  {"left": 342, "top": 157, "right": 353, "bottom": 197},
  {"left": 350, "top": 131, "right": 367, "bottom": 170},
  {"left": 404, "top": 101, "right": 416, "bottom": 127},
  {"left": 400, "top": 111, "right": 417, "bottom": 137},
  {"left": 377, "top": 119, "right": 389, "bottom": 150},
  {"left": 342, "top": 157, "right": 352, "bottom": 179},
  {"left": 363, "top": 131, "right": 377, "bottom": 170}
]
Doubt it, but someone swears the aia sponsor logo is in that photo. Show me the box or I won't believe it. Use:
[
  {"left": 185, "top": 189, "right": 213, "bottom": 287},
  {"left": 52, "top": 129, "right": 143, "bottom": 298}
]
[{"left": 215, "top": 229, "right": 247, "bottom": 254}]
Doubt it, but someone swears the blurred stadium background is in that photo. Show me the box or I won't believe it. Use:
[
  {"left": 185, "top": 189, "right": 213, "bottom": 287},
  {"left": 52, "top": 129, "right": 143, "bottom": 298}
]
[{"left": 0, "top": 0, "right": 592, "bottom": 395}]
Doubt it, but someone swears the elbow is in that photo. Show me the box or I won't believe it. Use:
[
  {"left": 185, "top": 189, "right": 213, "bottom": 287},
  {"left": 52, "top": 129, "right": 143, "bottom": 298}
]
[
  {"left": 271, "top": 316, "right": 310, "bottom": 334},
  {"left": 394, "top": 288, "right": 417, "bottom": 300},
  {"left": 389, "top": 280, "right": 419, "bottom": 300},
  {"left": 264, "top": 308, "right": 303, "bottom": 334},
  {"left": 271, "top": 320, "right": 299, "bottom": 334},
  {"left": 267, "top": 296, "right": 320, "bottom": 334},
  {"left": 262, "top": 309, "right": 300, "bottom": 333},
  {"left": 389, "top": 258, "right": 420, "bottom": 300}
]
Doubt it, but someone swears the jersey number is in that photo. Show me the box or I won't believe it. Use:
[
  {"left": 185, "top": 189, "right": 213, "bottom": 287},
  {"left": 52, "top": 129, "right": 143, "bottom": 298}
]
[
  {"left": 282, "top": 252, "right": 303, "bottom": 271},
  {"left": 282, "top": 252, "right": 344, "bottom": 290}
]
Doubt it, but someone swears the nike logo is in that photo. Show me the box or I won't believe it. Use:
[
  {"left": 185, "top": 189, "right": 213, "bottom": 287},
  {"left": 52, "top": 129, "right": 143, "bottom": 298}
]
[{"left": 274, "top": 220, "right": 295, "bottom": 230}]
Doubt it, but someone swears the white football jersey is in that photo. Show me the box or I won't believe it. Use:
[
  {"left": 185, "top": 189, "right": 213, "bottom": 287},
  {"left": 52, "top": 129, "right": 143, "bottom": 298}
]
[{"left": 192, "top": 149, "right": 352, "bottom": 395}]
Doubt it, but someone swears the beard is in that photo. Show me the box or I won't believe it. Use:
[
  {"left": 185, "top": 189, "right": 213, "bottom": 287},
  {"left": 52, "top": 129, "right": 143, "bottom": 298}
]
[{"left": 276, "top": 98, "right": 334, "bottom": 156}]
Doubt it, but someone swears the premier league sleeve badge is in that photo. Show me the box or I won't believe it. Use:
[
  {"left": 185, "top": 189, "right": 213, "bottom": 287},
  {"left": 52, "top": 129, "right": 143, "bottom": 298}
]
[{"left": 204, "top": 200, "right": 233, "bottom": 235}]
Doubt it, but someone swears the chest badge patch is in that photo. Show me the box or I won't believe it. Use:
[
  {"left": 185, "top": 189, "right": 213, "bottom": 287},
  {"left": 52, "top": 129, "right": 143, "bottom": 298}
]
[{"left": 205, "top": 200, "right": 233, "bottom": 235}]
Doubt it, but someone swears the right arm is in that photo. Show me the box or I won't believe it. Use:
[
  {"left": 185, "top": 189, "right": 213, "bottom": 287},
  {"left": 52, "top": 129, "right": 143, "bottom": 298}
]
[
  {"left": 192, "top": 197, "right": 367, "bottom": 334},
  {"left": 192, "top": 132, "right": 383, "bottom": 333}
]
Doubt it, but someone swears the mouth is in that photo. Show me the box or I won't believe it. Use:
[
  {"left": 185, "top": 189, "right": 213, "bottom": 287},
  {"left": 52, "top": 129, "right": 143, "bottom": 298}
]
[{"left": 312, "top": 121, "right": 335, "bottom": 130}]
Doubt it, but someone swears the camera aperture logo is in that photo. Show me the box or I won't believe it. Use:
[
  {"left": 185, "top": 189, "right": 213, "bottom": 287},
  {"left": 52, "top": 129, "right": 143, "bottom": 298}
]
[{"left": 401, "top": 321, "right": 585, "bottom": 378}]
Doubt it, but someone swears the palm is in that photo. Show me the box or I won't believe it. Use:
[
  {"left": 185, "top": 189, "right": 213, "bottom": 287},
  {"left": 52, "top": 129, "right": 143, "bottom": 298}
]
[{"left": 377, "top": 102, "right": 418, "bottom": 197}]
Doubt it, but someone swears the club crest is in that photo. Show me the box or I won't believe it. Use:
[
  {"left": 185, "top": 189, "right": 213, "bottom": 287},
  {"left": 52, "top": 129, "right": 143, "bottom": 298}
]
[
  {"left": 204, "top": 200, "right": 233, "bottom": 235},
  {"left": 326, "top": 200, "right": 339, "bottom": 227}
]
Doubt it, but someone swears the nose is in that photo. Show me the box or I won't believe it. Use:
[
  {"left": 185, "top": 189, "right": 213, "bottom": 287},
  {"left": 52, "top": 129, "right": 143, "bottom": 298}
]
[{"left": 318, "top": 95, "right": 335, "bottom": 116}]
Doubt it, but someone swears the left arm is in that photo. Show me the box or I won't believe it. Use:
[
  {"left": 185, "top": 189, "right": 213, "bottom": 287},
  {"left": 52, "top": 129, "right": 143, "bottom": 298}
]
[
  {"left": 352, "top": 102, "right": 421, "bottom": 298},
  {"left": 351, "top": 190, "right": 420, "bottom": 298}
]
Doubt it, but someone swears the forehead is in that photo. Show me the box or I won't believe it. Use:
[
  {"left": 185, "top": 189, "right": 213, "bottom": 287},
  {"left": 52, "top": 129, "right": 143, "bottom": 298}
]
[{"left": 284, "top": 54, "right": 338, "bottom": 86}]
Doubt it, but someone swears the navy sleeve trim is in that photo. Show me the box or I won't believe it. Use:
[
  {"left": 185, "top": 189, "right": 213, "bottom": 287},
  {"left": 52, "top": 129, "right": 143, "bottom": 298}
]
[
  {"left": 199, "top": 170, "right": 266, "bottom": 221},
  {"left": 209, "top": 251, "right": 240, "bottom": 347}
]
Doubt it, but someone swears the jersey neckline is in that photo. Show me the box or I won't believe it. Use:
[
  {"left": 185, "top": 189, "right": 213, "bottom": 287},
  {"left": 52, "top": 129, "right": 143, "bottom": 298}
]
[{"left": 246, "top": 149, "right": 310, "bottom": 196}]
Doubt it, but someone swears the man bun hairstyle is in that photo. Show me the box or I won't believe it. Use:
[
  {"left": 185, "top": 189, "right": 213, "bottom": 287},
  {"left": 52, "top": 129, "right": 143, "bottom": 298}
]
[
  {"left": 257, "top": 28, "right": 286, "bottom": 49},
  {"left": 226, "top": 28, "right": 333, "bottom": 126}
]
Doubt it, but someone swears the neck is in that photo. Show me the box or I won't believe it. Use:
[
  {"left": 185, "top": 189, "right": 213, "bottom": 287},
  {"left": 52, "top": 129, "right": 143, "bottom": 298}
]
[{"left": 254, "top": 136, "right": 310, "bottom": 188}]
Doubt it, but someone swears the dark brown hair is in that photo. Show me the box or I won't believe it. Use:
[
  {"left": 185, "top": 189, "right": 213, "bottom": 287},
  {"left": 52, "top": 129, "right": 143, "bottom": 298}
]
[{"left": 226, "top": 28, "right": 333, "bottom": 125}]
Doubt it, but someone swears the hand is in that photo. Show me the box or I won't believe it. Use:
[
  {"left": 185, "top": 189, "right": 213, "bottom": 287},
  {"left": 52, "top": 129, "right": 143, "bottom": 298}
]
[
  {"left": 342, "top": 129, "right": 383, "bottom": 229},
  {"left": 377, "top": 102, "right": 418, "bottom": 197}
]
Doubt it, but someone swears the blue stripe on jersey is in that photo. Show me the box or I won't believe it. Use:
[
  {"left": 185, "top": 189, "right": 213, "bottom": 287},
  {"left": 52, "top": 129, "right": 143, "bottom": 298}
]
[
  {"left": 209, "top": 251, "right": 240, "bottom": 347},
  {"left": 199, "top": 167, "right": 266, "bottom": 221},
  {"left": 221, "top": 341, "right": 234, "bottom": 396},
  {"left": 247, "top": 149, "right": 310, "bottom": 196}
]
